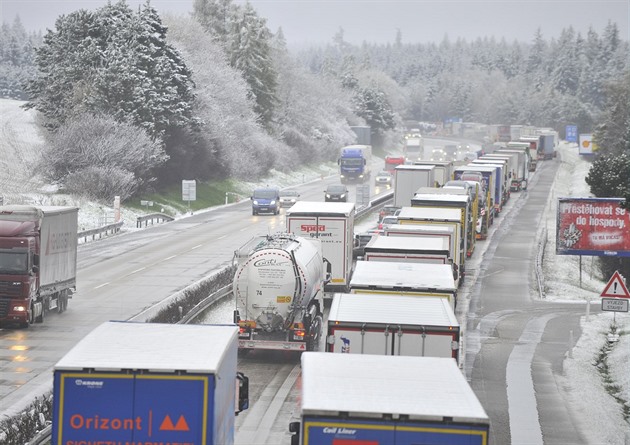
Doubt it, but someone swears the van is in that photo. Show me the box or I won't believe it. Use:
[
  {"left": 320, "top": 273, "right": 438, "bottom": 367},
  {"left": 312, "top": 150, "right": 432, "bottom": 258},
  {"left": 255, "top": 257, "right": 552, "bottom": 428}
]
[{"left": 251, "top": 187, "right": 280, "bottom": 215}]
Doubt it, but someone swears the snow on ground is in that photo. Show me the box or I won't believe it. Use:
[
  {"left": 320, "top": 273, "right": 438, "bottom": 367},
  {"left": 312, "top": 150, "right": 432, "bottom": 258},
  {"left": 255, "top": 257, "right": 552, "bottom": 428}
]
[
  {"left": 1, "top": 98, "right": 628, "bottom": 441},
  {"left": 543, "top": 143, "right": 630, "bottom": 443}
]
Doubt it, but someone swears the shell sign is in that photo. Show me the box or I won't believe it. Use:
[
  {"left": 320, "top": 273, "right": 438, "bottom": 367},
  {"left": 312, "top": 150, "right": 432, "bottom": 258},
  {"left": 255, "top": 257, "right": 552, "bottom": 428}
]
[{"left": 578, "top": 133, "right": 598, "bottom": 155}]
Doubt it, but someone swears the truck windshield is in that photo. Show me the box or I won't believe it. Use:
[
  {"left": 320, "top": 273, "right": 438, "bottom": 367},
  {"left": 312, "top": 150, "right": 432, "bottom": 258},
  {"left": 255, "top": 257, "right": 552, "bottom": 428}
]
[
  {"left": 0, "top": 252, "right": 28, "bottom": 274},
  {"left": 340, "top": 158, "right": 363, "bottom": 167},
  {"left": 253, "top": 190, "right": 278, "bottom": 199}
]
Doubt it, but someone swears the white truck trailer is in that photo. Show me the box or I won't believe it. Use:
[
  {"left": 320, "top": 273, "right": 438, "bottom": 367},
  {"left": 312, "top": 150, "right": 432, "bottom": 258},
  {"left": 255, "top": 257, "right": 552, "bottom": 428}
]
[
  {"left": 349, "top": 260, "right": 458, "bottom": 309},
  {"left": 396, "top": 206, "right": 467, "bottom": 275},
  {"left": 233, "top": 233, "right": 328, "bottom": 351},
  {"left": 286, "top": 201, "right": 355, "bottom": 295},
  {"left": 289, "top": 353, "right": 490, "bottom": 445},
  {"left": 326, "top": 293, "right": 461, "bottom": 363},
  {"left": 393, "top": 164, "right": 436, "bottom": 208}
]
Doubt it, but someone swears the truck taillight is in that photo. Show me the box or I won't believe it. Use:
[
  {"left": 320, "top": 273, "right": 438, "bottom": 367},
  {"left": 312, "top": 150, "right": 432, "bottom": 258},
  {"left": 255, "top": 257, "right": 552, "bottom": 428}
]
[{"left": 292, "top": 322, "right": 306, "bottom": 341}]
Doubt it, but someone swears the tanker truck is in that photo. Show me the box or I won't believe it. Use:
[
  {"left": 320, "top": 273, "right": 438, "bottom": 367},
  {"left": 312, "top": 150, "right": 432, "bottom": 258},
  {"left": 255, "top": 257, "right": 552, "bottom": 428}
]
[
  {"left": 233, "top": 233, "right": 330, "bottom": 352},
  {"left": 0, "top": 205, "right": 78, "bottom": 327}
]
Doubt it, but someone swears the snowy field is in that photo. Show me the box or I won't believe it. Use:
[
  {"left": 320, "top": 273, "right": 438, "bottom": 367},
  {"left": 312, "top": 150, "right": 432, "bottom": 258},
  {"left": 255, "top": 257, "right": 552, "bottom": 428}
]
[{"left": 1, "top": 98, "right": 628, "bottom": 442}]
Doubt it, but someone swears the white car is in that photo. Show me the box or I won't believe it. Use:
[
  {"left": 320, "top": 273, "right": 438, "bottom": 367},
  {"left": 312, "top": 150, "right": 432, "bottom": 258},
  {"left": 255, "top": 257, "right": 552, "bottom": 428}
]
[
  {"left": 374, "top": 170, "right": 393, "bottom": 186},
  {"left": 279, "top": 190, "right": 300, "bottom": 207}
]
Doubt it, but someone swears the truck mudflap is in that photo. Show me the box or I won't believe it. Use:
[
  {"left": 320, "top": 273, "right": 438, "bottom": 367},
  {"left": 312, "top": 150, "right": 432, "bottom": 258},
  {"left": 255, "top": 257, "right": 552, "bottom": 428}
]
[
  {"left": 238, "top": 339, "right": 308, "bottom": 351},
  {"left": 300, "top": 418, "right": 489, "bottom": 445}
]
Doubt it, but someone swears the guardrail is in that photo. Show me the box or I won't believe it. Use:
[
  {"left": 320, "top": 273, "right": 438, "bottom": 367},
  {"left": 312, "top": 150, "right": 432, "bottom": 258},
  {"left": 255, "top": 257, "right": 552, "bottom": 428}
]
[
  {"left": 136, "top": 212, "right": 174, "bottom": 228},
  {"left": 77, "top": 221, "right": 124, "bottom": 243}
]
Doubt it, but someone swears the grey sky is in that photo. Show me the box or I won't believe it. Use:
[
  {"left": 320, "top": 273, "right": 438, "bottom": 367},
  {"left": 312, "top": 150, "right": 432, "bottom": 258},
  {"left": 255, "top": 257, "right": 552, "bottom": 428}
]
[{"left": 2, "top": 0, "right": 628, "bottom": 45}]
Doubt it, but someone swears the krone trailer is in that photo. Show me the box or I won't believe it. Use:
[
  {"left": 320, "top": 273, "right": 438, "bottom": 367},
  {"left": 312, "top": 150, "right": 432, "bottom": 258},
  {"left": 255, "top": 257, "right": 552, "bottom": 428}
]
[
  {"left": 0, "top": 205, "right": 78, "bottom": 327},
  {"left": 286, "top": 201, "right": 355, "bottom": 295},
  {"left": 350, "top": 260, "right": 457, "bottom": 309},
  {"left": 326, "top": 293, "right": 461, "bottom": 363},
  {"left": 289, "top": 353, "right": 490, "bottom": 445},
  {"left": 393, "top": 164, "right": 436, "bottom": 208},
  {"left": 233, "top": 233, "right": 328, "bottom": 351},
  {"left": 52, "top": 322, "right": 249, "bottom": 445}
]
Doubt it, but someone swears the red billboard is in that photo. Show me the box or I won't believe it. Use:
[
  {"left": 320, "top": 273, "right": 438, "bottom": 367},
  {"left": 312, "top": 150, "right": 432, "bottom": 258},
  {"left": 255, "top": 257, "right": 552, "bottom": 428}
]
[{"left": 556, "top": 198, "right": 630, "bottom": 257}]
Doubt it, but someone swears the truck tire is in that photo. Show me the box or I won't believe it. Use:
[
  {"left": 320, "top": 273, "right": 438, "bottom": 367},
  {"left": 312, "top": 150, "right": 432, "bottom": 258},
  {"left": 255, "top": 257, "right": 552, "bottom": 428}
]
[
  {"left": 57, "top": 291, "right": 67, "bottom": 313},
  {"left": 35, "top": 302, "right": 45, "bottom": 323},
  {"left": 306, "top": 315, "right": 323, "bottom": 352}
]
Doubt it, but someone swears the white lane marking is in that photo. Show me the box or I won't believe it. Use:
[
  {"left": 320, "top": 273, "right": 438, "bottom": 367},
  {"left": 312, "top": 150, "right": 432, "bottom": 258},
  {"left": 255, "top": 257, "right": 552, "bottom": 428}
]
[
  {"left": 218, "top": 235, "right": 227, "bottom": 240},
  {"left": 162, "top": 255, "right": 177, "bottom": 261},
  {"left": 507, "top": 313, "right": 557, "bottom": 445},
  {"left": 128, "top": 267, "right": 146, "bottom": 275},
  {"left": 190, "top": 244, "right": 203, "bottom": 250},
  {"left": 235, "top": 364, "right": 300, "bottom": 445},
  {"left": 93, "top": 283, "right": 109, "bottom": 289}
]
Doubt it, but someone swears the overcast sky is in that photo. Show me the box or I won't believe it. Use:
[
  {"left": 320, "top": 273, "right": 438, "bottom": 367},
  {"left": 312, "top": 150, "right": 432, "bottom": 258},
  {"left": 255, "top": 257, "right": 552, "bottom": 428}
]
[{"left": 2, "top": 0, "right": 629, "bottom": 46}]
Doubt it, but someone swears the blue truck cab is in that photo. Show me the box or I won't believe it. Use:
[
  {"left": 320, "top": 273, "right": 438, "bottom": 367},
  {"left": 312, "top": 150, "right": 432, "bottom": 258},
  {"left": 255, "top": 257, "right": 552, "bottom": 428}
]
[
  {"left": 338, "top": 144, "right": 372, "bottom": 183},
  {"left": 251, "top": 187, "right": 280, "bottom": 215}
]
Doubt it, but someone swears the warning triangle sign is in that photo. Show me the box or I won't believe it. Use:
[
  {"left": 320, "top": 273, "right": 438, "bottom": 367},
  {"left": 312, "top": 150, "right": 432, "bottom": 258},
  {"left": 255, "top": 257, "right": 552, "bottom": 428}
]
[{"left": 601, "top": 271, "right": 630, "bottom": 298}]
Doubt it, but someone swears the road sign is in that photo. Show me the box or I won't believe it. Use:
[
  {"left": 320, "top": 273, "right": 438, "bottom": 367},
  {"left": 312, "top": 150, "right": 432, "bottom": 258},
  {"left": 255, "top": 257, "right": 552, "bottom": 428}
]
[
  {"left": 600, "top": 271, "right": 630, "bottom": 298},
  {"left": 565, "top": 125, "right": 577, "bottom": 143},
  {"left": 601, "top": 298, "right": 629, "bottom": 312}
]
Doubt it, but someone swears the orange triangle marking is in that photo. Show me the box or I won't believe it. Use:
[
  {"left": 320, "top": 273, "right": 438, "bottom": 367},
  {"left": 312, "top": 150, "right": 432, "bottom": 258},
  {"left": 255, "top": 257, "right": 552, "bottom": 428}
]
[
  {"left": 159, "top": 415, "right": 175, "bottom": 431},
  {"left": 173, "top": 415, "right": 190, "bottom": 432}
]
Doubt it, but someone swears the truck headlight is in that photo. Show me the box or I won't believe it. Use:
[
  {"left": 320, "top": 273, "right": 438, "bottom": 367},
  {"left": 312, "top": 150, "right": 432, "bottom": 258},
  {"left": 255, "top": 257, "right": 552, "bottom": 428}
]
[{"left": 13, "top": 305, "right": 27, "bottom": 312}]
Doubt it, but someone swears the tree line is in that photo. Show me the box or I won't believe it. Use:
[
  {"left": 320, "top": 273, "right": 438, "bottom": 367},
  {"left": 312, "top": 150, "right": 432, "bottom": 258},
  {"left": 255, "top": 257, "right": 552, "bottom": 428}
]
[{"left": 0, "top": 0, "right": 627, "bottom": 210}]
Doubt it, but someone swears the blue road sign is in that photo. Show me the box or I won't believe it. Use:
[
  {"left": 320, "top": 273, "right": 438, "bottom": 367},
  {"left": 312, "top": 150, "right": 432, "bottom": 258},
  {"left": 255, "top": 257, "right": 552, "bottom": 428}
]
[{"left": 565, "top": 125, "right": 578, "bottom": 142}]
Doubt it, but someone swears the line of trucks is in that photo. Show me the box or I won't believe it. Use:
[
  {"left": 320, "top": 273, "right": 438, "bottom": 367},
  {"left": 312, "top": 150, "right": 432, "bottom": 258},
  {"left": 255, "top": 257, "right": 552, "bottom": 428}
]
[{"left": 231, "top": 190, "right": 500, "bottom": 442}]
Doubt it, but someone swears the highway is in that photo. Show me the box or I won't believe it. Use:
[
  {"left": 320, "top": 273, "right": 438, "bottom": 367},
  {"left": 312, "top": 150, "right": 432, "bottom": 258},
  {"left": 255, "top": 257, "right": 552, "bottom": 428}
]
[{"left": 0, "top": 140, "right": 591, "bottom": 445}]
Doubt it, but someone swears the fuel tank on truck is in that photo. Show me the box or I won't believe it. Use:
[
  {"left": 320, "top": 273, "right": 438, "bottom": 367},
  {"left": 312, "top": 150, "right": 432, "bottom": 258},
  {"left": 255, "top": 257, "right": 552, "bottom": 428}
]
[{"left": 233, "top": 234, "right": 324, "bottom": 331}]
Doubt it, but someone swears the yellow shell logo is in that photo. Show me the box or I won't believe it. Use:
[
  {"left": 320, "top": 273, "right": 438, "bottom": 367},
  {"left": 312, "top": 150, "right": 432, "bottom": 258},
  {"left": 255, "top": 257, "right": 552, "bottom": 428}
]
[{"left": 582, "top": 140, "right": 591, "bottom": 148}]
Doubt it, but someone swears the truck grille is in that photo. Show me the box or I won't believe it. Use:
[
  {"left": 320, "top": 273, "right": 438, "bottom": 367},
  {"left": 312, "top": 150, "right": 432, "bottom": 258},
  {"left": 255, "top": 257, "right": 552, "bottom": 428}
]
[
  {"left": 0, "top": 281, "right": 23, "bottom": 297},
  {"left": 0, "top": 298, "right": 9, "bottom": 317}
]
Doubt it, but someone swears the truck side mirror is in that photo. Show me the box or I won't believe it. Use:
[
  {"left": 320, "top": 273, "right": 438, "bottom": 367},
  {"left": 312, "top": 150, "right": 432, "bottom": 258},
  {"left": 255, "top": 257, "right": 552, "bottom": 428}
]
[
  {"left": 289, "top": 421, "right": 301, "bottom": 445},
  {"left": 236, "top": 372, "right": 249, "bottom": 415}
]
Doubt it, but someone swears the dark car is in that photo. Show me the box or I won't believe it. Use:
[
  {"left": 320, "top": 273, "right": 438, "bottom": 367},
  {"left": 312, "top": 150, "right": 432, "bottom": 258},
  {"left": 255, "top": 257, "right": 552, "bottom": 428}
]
[
  {"left": 353, "top": 232, "right": 375, "bottom": 259},
  {"left": 324, "top": 184, "right": 349, "bottom": 202}
]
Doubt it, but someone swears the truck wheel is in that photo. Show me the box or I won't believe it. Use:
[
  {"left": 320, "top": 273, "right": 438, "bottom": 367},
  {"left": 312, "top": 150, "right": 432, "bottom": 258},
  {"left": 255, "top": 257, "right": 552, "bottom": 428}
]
[
  {"left": 306, "top": 315, "right": 323, "bottom": 351},
  {"left": 35, "top": 303, "right": 45, "bottom": 323},
  {"left": 57, "top": 292, "right": 67, "bottom": 313}
]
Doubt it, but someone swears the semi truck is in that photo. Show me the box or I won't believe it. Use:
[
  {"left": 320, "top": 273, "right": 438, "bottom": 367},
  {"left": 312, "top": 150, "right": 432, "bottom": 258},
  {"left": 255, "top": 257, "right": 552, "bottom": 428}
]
[
  {"left": 471, "top": 159, "right": 509, "bottom": 209},
  {"left": 338, "top": 144, "right": 372, "bottom": 183},
  {"left": 500, "top": 145, "right": 530, "bottom": 190},
  {"left": 413, "top": 160, "right": 454, "bottom": 187},
  {"left": 393, "top": 164, "right": 436, "bottom": 208},
  {"left": 518, "top": 136, "right": 539, "bottom": 171},
  {"left": 233, "top": 233, "right": 329, "bottom": 351},
  {"left": 350, "top": 125, "right": 371, "bottom": 145},
  {"left": 403, "top": 132, "right": 425, "bottom": 162},
  {"left": 396, "top": 206, "right": 467, "bottom": 276},
  {"left": 537, "top": 131, "right": 558, "bottom": 160},
  {"left": 286, "top": 201, "right": 355, "bottom": 295},
  {"left": 349, "top": 260, "right": 458, "bottom": 309},
  {"left": 363, "top": 235, "right": 455, "bottom": 284},
  {"left": 289, "top": 353, "right": 490, "bottom": 445},
  {"left": 326, "top": 293, "right": 461, "bottom": 363},
  {"left": 384, "top": 155, "right": 405, "bottom": 173},
  {"left": 411, "top": 188, "right": 476, "bottom": 260},
  {"left": 0, "top": 205, "right": 78, "bottom": 327},
  {"left": 52, "top": 321, "right": 249, "bottom": 445},
  {"left": 383, "top": 223, "right": 461, "bottom": 287}
]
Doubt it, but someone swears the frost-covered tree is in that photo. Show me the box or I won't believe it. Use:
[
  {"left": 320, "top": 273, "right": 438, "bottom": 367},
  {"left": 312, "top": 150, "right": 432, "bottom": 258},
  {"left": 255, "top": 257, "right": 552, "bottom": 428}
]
[
  {"left": 227, "top": 3, "right": 278, "bottom": 128},
  {"left": 193, "top": 0, "right": 238, "bottom": 46},
  {"left": 39, "top": 113, "right": 167, "bottom": 200},
  {"left": 25, "top": 1, "right": 197, "bottom": 140},
  {"left": 164, "top": 14, "right": 282, "bottom": 179}
]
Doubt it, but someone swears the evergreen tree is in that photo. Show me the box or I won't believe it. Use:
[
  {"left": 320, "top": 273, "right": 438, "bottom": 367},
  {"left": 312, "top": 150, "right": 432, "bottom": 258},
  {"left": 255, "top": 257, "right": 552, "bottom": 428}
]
[
  {"left": 24, "top": 0, "right": 196, "bottom": 141},
  {"left": 228, "top": 3, "right": 278, "bottom": 128}
]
